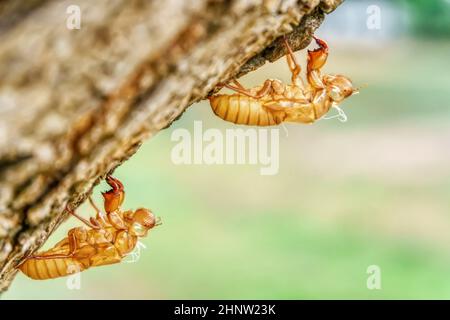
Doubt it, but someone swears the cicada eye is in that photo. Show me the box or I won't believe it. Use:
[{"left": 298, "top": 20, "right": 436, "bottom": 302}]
[
  {"left": 132, "top": 222, "right": 145, "bottom": 234},
  {"left": 329, "top": 86, "right": 342, "bottom": 101}
]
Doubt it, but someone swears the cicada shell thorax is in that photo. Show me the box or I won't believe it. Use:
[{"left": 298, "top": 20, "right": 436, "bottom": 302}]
[
  {"left": 114, "top": 229, "right": 138, "bottom": 256},
  {"left": 268, "top": 84, "right": 333, "bottom": 124}
]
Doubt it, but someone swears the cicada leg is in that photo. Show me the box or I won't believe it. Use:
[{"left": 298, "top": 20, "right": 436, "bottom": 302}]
[
  {"left": 307, "top": 36, "right": 329, "bottom": 89},
  {"left": 219, "top": 79, "right": 273, "bottom": 99},
  {"left": 88, "top": 195, "right": 108, "bottom": 226},
  {"left": 29, "top": 229, "right": 80, "bottom": 260},
  {"left": 88, "top": 196, "right": 100, "bottom": 215},
  {"left": 67, "top": 205, "right": 101, "bottom": 230},
  {"left": 282, "top": 36, "right": 304, "bottom": 88}
]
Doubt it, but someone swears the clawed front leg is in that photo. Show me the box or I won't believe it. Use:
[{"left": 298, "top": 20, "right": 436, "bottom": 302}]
[
  {"left": 102, "top": 175, "right": 125, "bottom": 214},
  {"left": 307, "top": 36, "right": 329, "bottom": 89}
]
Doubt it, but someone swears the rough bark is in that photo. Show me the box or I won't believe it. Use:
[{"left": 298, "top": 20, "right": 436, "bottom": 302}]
[{"left": 0, "top": 0, "right": 343, "bottom": 293}]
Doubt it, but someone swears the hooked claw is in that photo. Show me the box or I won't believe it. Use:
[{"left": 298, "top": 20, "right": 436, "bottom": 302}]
[
  {"left": 307, "top": 36, "right": 329, "bottom": 72},
  {"left": 102, "top": 175, "right": 125, "bottom": 213},
  {"left": 312, "top": 36, "right": 328, "bottom": 51},
  {"left": 105, "top": 175, "right": 124, "bottom": 191}
]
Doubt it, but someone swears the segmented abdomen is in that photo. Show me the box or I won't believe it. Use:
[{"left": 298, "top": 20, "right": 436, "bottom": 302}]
[
  {"left": 19, "top": 257, "right": 85, "bottom": 280},
  {"left": 209, "top": 95, "right": 283, "bottom": 126}
]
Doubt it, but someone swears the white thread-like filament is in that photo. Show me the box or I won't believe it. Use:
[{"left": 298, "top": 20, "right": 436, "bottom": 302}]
[{"left": 321, "top": 104, "right": 348, "bottom": 123}]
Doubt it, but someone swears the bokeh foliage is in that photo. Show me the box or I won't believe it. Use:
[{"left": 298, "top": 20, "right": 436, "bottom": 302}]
[{"left": 404, "top": 0, "right": 450, "bottom": 38}]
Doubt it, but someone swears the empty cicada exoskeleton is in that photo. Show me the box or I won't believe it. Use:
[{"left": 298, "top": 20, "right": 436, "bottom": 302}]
[
  {"left": 18, "top": 176, "right": 161, "bottom": 280},
  {"left": 208, "top": 36, "right": 358, "bottom": 126}
]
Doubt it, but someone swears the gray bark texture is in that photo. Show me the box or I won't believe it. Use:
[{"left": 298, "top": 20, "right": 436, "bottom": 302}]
[{"left": 0, "top": 0, "right": 343, "bottom": 293}]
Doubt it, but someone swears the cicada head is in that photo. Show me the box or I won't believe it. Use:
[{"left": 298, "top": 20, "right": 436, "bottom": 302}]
[
  {"left": 323, "top": 74, "right": 358, "bottom": 103},
  {"left": 126, "top": 208, "right": 159, "bottom": 237}
]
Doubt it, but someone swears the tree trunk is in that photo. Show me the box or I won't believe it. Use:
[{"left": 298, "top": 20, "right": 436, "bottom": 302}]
[{"left": 0, "top": 0, "right": 343, "bottom": 293}]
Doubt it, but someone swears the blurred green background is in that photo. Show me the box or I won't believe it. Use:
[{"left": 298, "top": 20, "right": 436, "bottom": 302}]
[{"left": 5, "top": 0, "right": 450, "bottom": 299}]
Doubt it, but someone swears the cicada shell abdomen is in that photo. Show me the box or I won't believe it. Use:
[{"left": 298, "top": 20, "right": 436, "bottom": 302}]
[
  {"left": 209, "top": 95, "right": 284, "bottom": 126},
  {"left": 19, "top": 257, "right": 85, "bottom": 280},
  {"left": 19, "top": 255, "right": 85, "bottom": 280}
]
